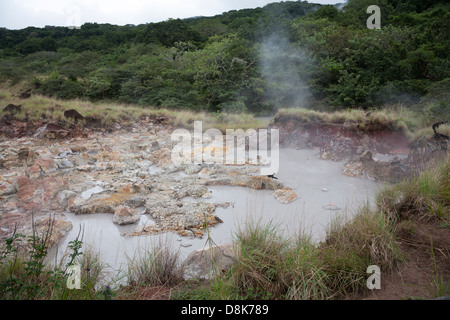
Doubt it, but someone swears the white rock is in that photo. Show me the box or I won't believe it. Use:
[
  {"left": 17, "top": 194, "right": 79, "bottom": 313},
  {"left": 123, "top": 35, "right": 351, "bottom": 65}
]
[{"left": 113, "top": 206, "right": 140, "bottom": 225}]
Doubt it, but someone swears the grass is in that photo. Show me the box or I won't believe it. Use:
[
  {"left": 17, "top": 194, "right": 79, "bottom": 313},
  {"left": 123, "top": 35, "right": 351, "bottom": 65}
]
[
  {"left": 0, "top": 87, "right": 270, "bottom": 132},
  {"left": 427, "top": 236, "right": 450, "bottom": 299},
  {"left": 377, "top": 157, "right": 450, "bottom": 222},
  {"left": 174, "top": 155, "right": 448, "bottom": 300},
  {"left": 320, "top": 205, "right": 400, "bottom": 297},
  {"left": 0, "top": 221, "right": 107, "bottom": 300},
  {"left": 3, "top": 84, "right": 448, "bottom": 139},
  {"left": 174, "top": 205, "right": 401, "bottom": 300},
  {"left": 126, "top": 235, "right": 184, "bottom": 288}
]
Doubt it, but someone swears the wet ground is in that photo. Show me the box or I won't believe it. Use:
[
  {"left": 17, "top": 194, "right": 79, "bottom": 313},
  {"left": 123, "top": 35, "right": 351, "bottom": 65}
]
[{"left": 48, "top": 147, "right": 381, "bottom": 274}]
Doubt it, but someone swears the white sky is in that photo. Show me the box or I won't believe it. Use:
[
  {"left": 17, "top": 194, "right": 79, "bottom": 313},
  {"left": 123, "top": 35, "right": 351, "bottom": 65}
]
[{"left": 0, "top": 0, "right": 342, "bottom": 30}]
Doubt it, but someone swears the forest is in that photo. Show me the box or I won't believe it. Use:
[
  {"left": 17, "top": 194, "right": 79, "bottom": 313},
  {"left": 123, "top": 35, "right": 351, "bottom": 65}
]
[{"left": 0, "top": 0, "right": 448, "bottom": 116}]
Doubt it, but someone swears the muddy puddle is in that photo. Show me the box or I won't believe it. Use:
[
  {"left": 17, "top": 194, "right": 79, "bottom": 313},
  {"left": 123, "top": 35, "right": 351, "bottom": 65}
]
[{"left": 47, "top": 148, "right": 382, "bottom": 274}]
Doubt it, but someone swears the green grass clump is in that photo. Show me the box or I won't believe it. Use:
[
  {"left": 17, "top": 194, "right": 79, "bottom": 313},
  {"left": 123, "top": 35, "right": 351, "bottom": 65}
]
[
  {"left": 230, "top": 220, "right": 289, "bottom": 299},
  {"left": 126, "top": 236, "right": 184, "bottom": 288},
  {"left": 378, "top": 157, "right": 450, "bottom": 222},
  {"left": 320, "top": 206, "right": 400, "bottom": 297}
]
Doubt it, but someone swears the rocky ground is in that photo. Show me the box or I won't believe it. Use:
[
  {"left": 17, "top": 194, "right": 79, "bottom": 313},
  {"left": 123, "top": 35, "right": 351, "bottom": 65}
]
[
  {"left": 1, "top": 113, "right": 448, "bottom": 292},
  {"left": 0, "top": 117, "right": 297, "bottom": 253}
]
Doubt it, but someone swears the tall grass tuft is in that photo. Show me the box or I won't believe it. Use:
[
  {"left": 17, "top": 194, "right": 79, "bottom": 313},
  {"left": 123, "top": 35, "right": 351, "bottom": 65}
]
[
  {"left": 283, "top": 236, "right": 330, "bottom": 300},
  {"left": 320, "top": 206, "right": 401, "bottom": 297},
  {"left": 378, "top": 156, "right": 450, "bottom": 222},
  {"left": 224, "top": 219, "right": 330, "bottom": 300},
  {"left": 230, "top": 219, "right": 289, "bottom": 299},
  {"left": 127, "top": 236, "right": 184, "bottom": 287}
]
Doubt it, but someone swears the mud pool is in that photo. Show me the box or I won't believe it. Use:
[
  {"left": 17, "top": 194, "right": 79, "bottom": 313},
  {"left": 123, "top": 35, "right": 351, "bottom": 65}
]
[{"left": 48, "top": 147, "right": 382, "bottom": 274}]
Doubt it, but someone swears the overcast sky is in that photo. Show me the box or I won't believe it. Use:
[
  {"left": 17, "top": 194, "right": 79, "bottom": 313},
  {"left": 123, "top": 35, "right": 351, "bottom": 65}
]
[{"left": 0, "top": 0, "right": 341, "bottom": 30}]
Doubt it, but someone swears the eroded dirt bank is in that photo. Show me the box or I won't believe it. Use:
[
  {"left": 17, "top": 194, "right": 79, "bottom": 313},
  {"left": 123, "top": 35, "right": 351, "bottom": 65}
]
[{"left": 270, "top": 115, "right": 448, "bottom": 183}]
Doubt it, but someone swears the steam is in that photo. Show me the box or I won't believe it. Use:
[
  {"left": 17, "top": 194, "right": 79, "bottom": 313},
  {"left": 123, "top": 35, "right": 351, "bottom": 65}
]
[{"left": 259, "top": 32, "right": 312, "bottom": 111}]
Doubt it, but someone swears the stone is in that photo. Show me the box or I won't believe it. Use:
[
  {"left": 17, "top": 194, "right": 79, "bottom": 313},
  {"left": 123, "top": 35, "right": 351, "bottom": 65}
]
[
  {"left": 19, "top": 89, "right": 31, "bottom": 99},
  {"left": 3, "top": 104, "right": 22, "bottom": 114},
  {"left": 113, "top": 206, "right": 140, "bottom": 225},
  {"left": 72, "top": 153, "right": 90, "bottom": 166},
  {"left": 33, "top": 122, "right": 73, "bottom": 139},
  {"left": 17, "top": 176, "right": 65, "bottom": 211},
  {"left": 183, "top": 243, "right": 237, "bottom": 280},
  {"left": 205, "top": 174, "right": 283, "bottom": 190},
  {"left": 124, "top": 195, "right": 146, "bottom": 208},
  {"left": 57, "top": 159, "right": 74, "bottom": 169},
  {"left": 273, "top": 187, "right": 299, "bottom": 204},
  {"left": 95, "top": 161, "right": 114, "bottom": 171},
  {"left": 0, "top": 174, "right": 18, "bottom": 196},
  {"left": 151, "top": 140, "right": 161, "bottom": 152},
  {"left": 64, "top": 109, "right": 84, "bottom": 122},
  {"left": 323, "top": 204, "right": 342, "bottom": 211},
  {"left": 149, "top": 148, "right": 173, "bottom": 168},
  {"left": 35, "top": 157, "right": 58, "bottom": 172},
  {"left": 343, "top": 150, "right": 407, "bottom": 183},
  {"left": 57, "top": 190, "right": 77, "bottom": 209},
  {"left": 136, "top": 201, "right": 222, "bottom": 238},
  {"left": 360, "top": 150, "right": 373, "bottom": 161},
  {"left": 173, "top": 185, "right": 209, "bottom": 200},
  {"left": 26, "top": 157, "right": 58, "bottom": 178},
  {"left": 69, "top": 200, "right": 115, "bottom": 215},
  {"left": 17, "top": 147, "right": 38, "bottom": 164}
]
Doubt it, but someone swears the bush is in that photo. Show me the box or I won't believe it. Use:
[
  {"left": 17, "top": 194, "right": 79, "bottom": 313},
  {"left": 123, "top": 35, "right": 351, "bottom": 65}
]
[{"left": 127, "top": 236, "right": 184, "bottom": 287}]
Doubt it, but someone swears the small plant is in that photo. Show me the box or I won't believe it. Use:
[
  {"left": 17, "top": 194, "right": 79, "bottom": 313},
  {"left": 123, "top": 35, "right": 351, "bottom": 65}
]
[
  {"left": 127, "top": 235, "right": 183, "bottom": 287},
  {"left": 427, "top": 236, "right": 450, "bottom": 299},
  {"left": 0, "top": 219, "right": 107, "bottom": 300},
  {"left": 101, "top": 285, "right": 114, "bottom": 300}
]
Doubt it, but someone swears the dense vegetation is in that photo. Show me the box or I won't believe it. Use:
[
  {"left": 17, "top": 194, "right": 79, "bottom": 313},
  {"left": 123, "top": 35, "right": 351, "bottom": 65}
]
[{"left": 0, "top": 0, "right": 449, "bottom": 115}]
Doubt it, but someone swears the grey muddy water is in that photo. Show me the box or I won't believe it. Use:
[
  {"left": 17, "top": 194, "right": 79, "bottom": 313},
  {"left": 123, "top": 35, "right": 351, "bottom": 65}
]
[{"left": 48, "top": 147, "right": 382, "bottom": 276}]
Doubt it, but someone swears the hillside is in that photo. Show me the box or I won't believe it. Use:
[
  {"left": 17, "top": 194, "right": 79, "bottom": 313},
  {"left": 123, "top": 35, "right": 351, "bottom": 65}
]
[{"left": 0, "top": 0, "right": 449, "bottom": 117}]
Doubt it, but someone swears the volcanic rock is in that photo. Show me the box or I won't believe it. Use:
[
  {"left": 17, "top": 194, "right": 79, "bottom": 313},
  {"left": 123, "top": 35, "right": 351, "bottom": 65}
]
[
  {"left": 273, "top": 187, "right": 299, "bottom": 204},
  {"left": 64, "top": 109, "right": 84, "bottom": 122},
  {"left": 16, "top": 176, "right": 65, "bottom": 212},
  {"left": 0, "top": 174, "right": 18, "bottom": 196},
  {"left": 183, "top": 243, "right": 237, "bottom": 280},
  {"left": 113, "top": 206, "right": 140, "bottom": 225},
  {"left": 343, "top": 150, "right": 406, "bottom": 183},
  {"left": 2, "top": 104, "right": 22, "bottom": 114},
  {"left": 34, "top": 123, "right": 70, "bottom": 139},
  {"left": 19, "top": 89, "right": 32, "bottom": 99}
]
